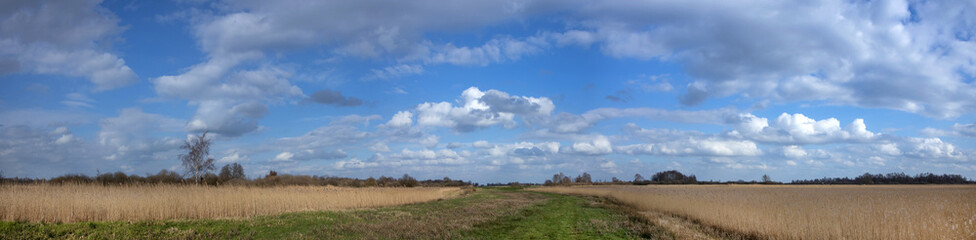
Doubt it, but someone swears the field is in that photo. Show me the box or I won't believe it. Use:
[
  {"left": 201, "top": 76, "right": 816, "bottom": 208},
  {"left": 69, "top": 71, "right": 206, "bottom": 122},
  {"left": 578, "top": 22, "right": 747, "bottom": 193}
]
[
  {"left": 0, "top": 184, "right": 463, "bottom": 223},
  {"left": 0, "top": 187, "right": 660, "bottom": 239},
  {"left": 4, "top": 184, "right": 975, "bottom": 239},
  {"left": 533, "top": 185, "right": 976, "bottom": 239}
]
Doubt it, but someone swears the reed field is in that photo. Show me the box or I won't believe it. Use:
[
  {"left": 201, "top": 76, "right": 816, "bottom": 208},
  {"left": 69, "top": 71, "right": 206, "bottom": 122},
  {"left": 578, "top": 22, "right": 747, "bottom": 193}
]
[
  {"left": 0, "top": 184, "right": 463, "bottom": 223},
  {"left": 534, "top": 185, "right": 976, "bottom": 239}
]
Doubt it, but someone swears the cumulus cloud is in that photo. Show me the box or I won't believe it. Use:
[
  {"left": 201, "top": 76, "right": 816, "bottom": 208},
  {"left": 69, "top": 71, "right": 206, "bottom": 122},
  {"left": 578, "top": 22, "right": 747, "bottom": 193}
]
[
  {"left": 185, "top": 101, "right": 266, "bottom": 137},
  {"left": 553, "top": 0, "right": 976, "bottom": 118},
  {"left": 383, "top": 111, "right": 414, "bottom": 128},
  {"left": 98, "top": 108, "right": 185, "bottom": 162},
  {"left": 781, "top": 145, "right": 808, "bottom": 159},
  {"left": 306, "top": 89, "right": 364, "bottom": 107},
  {"left": 0, "top": 125, "right": 99, "bottom": 177},
  {"left": 0, "top": 0, "right": 138, "bottom": 90},
  {"left": 616, "top": 139, "right": 761, "bottom": 157},
  {"left": 902, "top": 137, "right": 962, "bottom": 159},
  {"left": 154, "top": 64, "right": 303, "bottom": 137},
  {"left": 728, "top": 113, "right": 877, "bottom": 144},
  {"left": 561, "top": 135, "right": 613, "bottom": 155},
  {"left": 415, "top": 87, "right": 554, "bottom": 132}
]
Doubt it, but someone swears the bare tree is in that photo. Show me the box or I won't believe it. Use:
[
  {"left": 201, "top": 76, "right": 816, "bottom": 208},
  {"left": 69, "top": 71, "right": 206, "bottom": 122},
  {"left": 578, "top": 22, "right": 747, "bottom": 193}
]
[
  {"left": 218, "top": 163, "right": 246, "bottom": 181},
  {"left": 180, "top": 131, "right": 215, "bottom": 185}
]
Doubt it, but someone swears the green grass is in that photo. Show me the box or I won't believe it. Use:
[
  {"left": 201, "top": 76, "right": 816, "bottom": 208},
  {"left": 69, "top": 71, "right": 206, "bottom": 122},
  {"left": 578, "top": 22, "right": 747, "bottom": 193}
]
[
  {"left": 461, "top": 191, "right": 644, "bottom": 239},
  {"left": 0, "top": 188, "right": 655, "bottom": 239}
]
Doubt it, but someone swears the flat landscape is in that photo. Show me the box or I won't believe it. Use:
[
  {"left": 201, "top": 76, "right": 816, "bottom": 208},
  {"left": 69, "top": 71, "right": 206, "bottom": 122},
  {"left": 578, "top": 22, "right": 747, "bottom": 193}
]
[
  {"left": 4, "top": 184, "right": 974, "bottom": 239},
  {"left": 1, "top": 187, "right": 663, "bottom": 239},
  {"left": 4, "top": 1, "right": 976, "bottom": 239}
]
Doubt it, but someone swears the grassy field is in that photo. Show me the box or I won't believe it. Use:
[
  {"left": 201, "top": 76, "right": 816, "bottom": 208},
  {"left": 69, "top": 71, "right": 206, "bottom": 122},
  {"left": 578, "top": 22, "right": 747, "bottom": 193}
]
[
  {"left": 0, "top": 184, "right": 463, "bottom": 222},
  {"left": 533, "top": 185, "right": 976, "bottom": 239},
  {"left": 0, "top": 187, "right": 664, "bottom": 239}
]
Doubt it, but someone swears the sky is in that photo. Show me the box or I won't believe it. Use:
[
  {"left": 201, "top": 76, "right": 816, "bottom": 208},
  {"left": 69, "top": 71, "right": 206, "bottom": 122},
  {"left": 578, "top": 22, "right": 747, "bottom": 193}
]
[{"left": 1, "top": 0, "right": 975, "bottom": 183}]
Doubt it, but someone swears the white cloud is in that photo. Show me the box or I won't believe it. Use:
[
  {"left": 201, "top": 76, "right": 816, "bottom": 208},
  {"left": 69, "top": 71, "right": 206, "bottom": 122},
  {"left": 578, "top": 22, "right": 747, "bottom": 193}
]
[
  {"left": 549, "top": 107, "right": 737, "bottom": 133},
  {"left": 617, "top": 139, "right": 761, "bottom": 157},
  {"left": 98, "top": 108, "right": 185, "bottom": 162},
  {"left": 217, "top": 152, "right": 249, "bottom": 164},
  {"left": 782, "top": 145, "right": 808, "bottom": 159},
  {"left": 363, "top": 64, "right": 424, "bottom": 80},
  {"left": 555, "top": 0, "right": 976, "bottom": 118},
  {"left": 562, "top": 135, "right": 613, "bottom": 155},
  {"left": 903, "top": 137, "right": 962, "bottom": 159},
  {"left": 0, "top": 0, "right": 138, "bottom": 90},
  {"left": 729, "top": 113, "right": 877, "bottom": 144},
  {"left": 384, "top": 111, "right": 414, "bottom": 128},
  {"left": 271, "top": 149, "right": 346, "bottom": 162},
  {"left": 185, "top": 101, "right": 264, "bottom": 137},
  {"left": 275, "top": 115, "right": 378, "bottom": 150},
  {"left": 425, "top": 36, "right": 548, "bottom": 66},
  {"left": 333, "top": 158, "right": 379, "bottom": 169},
  {"left": 415, "top": 87, "right": 554, "bottom": 132},
  {"left": 61, "top": 93, "right": 96, "bottom": 108},
  {"left": 953, "top": 123, "right": 976, "bottom": 137}
]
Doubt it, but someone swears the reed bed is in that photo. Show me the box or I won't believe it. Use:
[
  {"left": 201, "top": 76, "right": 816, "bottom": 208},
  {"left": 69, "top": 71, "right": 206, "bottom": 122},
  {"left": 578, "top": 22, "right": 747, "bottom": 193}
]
[
  {"left": 0, "top": 184, "right": 463, "bottom": 223},
  {"left": 534, "top": 185, "right": 976, "bottom": 239}
]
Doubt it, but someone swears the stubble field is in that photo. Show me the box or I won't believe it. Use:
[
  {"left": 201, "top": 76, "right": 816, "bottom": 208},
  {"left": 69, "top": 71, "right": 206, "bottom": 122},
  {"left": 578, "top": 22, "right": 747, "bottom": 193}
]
[{"left": 533, "top": 185, "right": 976, "bottom": 239}]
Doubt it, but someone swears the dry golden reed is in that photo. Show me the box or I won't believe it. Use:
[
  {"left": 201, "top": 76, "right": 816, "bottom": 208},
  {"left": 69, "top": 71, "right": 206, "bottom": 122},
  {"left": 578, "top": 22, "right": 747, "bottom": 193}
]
[
  {"left": 0, "top": 184, "right": 463, "bottom": 223},
  {"left": 534, "top": 185, "right": 976, "bottom": 239}
]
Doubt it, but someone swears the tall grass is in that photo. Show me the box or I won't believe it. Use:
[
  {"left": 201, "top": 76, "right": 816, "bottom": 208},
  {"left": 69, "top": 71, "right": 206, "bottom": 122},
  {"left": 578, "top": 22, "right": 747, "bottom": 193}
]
[
  {"left": 534, "top": 185, "right": 976, "bottom": 239},
  {"left": 0, "top": 184, "right": 463, "bottom": 223}
]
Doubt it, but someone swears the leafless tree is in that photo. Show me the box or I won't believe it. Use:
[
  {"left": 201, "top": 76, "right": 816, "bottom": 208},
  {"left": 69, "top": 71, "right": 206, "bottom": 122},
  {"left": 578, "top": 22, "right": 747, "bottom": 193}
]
[{"left": 180, "top": 131, "right": 215, "bottom": 185}]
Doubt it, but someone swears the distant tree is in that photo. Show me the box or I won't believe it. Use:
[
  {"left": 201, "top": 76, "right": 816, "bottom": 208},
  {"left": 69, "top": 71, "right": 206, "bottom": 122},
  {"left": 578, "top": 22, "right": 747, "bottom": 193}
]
[
  {"left": 634, "top": 173, "right": 645, "bottom": 183},
  {"left": 856, "top": 173, "right": 874, "bottom": 184},
  {"left": 762, "top": 174, "right": 772, "bottom": 183},
  {"left": 552, "top": 172, "right": 572, "bottom": 185},
  {"left": 574, "top": 172, "right": 592, "bottom": 184},
  {"left": 611, "top": 177, "right": 620, "bottom": 183},
  {"left": 544, "top": 179, "right": 554, "bottom": 186},
  {"left": 266, "top": 170, "right": 278, "bottom": 178},
  {"left": 218, "top": 163, "right": 246, "bottom": 181},
  {"left": 180, "top": 132, "right": 216, "bottom": 185},
  {"left": 399, "top": 174, "right": 419, "bottom": 187},
  {"left": 652, "top": 170, "right": 697, "bottom": 184},
  {"left": 146, "top": 169, "right": 183, "bottom": 184},
  {"left": 364, "top": 177, "right": 377, "bottom": 187}
]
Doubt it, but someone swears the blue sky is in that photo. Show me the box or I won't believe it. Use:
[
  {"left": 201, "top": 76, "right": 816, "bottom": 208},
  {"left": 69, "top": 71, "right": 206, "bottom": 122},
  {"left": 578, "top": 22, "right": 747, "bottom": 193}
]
[{"left": 2, "top": 0, "right": 975, "bottom": 183}]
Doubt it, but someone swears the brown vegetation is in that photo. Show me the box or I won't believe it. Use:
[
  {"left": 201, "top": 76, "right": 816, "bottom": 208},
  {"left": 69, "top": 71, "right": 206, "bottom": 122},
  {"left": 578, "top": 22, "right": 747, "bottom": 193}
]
[
  {"left": 0, "top": 184, "right": 464, "bottom": 223},
  {"left": 534, "top": 185, "right": 976, "bottom": 239}
]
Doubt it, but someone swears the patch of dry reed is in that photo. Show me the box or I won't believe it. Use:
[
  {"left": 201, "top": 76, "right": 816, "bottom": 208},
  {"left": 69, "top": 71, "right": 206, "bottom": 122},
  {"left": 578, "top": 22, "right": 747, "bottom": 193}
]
[
  {"left": 0, "top": 184, "right": 462, "bottom": 223},
  {"left": 534, "top": 185, "right": 976, "bottom": 239}
]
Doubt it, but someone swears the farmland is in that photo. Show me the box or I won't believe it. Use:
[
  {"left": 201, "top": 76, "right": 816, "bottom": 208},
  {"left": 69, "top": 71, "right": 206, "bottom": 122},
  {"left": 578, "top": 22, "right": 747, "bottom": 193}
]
[{"left": 533, "top": 185, "right": 976, "bottom": 239}]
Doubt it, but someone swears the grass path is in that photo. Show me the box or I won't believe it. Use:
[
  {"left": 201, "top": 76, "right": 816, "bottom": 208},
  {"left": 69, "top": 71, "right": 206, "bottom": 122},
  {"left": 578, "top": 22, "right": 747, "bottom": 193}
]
[{"left": 1, "top": 187, "right": 667, "bottom": 239}]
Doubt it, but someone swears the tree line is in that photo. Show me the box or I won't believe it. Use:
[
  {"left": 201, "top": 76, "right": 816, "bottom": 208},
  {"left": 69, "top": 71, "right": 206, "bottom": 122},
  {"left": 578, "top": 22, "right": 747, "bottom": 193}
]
[
  {"left": 543, "top": 171, "right": 973, "bottom": 186},
  {"left": 791, "top": 172, "right": 972, "bottom": 184},
  {"left": 0, "top": 133, "right": 469, "bottom": 187},
  {"left": 543, "top": 170, "right": 700, "bottom": 186},
  {"left": 0, "top": 169, "right": 470, "bottom": 187}
]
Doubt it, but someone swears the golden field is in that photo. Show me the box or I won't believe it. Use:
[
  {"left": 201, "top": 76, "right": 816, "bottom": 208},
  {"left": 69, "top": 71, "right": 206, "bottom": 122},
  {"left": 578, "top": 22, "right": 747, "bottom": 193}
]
[
  {"left": 0, "top": 184, "right": 463, "bottom": 223},
  {"left": 533, "top": 185, "right": 976, "bottom": 239}
]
